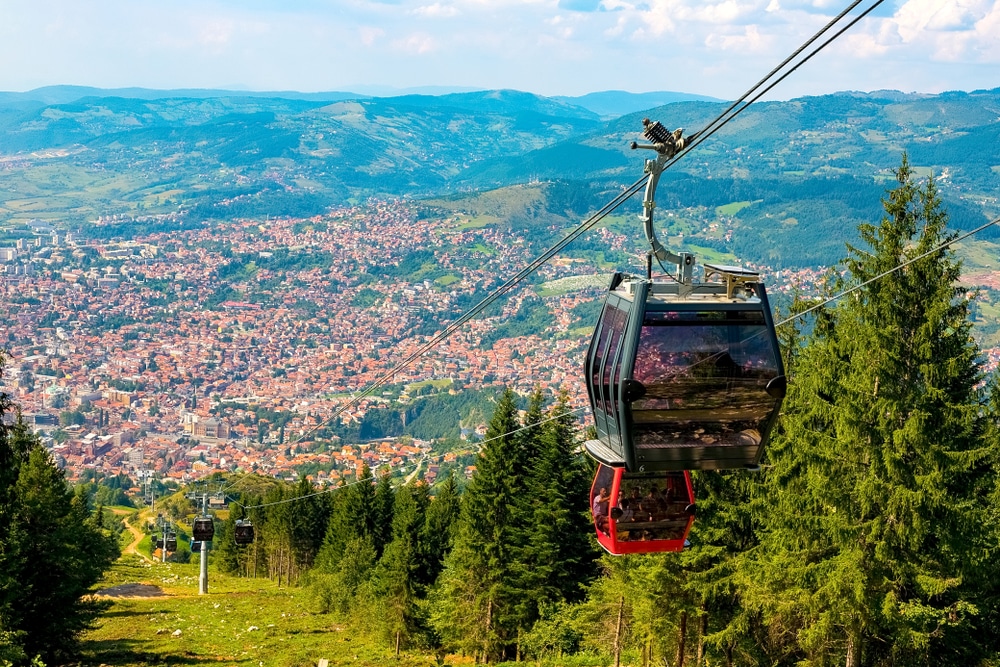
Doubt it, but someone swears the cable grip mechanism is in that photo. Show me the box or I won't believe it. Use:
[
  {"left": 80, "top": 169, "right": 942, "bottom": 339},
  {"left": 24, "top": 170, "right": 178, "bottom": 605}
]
[{"left": 630, "top": 119, "right": 697, "bottom": 285}]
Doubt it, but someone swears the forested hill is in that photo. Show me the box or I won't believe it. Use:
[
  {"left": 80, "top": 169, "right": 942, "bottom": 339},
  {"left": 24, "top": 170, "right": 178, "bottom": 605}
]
[{"left": 1, "top": 87, "right": 998, "bottom": 272}]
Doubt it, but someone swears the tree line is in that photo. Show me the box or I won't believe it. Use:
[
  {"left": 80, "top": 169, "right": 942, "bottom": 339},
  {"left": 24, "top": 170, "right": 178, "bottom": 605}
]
[
  {"left": 212, "top": 388, "right": 596, "bottom": 661},
  {"left": 0, "top": 362, "right": 121, "bottom": 666}
]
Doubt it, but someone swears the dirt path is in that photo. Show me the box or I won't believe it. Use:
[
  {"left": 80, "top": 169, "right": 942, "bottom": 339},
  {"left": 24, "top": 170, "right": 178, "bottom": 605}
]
[
  {"left": 94, "top": 582, "right": 165, "bottom": 598},
  {"left": 112, "top": 508, "right": 153, "bottom": 563}
]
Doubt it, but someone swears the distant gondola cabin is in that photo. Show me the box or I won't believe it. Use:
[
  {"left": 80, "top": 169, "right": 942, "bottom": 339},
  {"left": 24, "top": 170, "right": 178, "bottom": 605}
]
[
  {"left": 234, "top": 520, "right": 255, "bottom": 546},
  {"left": 192, "top": 517, "right": 215, "bottom": 542}
]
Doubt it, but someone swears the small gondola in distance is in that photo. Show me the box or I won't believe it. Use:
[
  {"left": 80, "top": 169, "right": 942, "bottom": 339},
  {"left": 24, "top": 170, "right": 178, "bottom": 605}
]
[
  {"left": 590, "top": 464, "right": 696, "bottom": 555},
  {"left": 234, "top": 519, "right": 255, "bottom": 546}
]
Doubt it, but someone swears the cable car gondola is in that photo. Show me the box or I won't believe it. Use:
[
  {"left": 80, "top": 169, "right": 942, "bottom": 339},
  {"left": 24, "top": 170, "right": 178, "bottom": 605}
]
[
  {"left": 192, "top": 516, "right": 215, "bottom": 542},
  {"left": 591, "top": 464, "right": 695, "bottom": 555},
  {"left": 234, "top": 520, "right": 255, "bottom": 546},
  {"left": 583, "top": 119, "right": 786, "bottom": 474},
  {"left": 165, "top": 534, "right": 177, "bottom": 552}
]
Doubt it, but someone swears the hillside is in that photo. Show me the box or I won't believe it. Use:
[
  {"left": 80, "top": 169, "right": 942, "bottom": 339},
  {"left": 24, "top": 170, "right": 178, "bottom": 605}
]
[
  {"left": 1, "top": 88, "right": 997, "bottom": 270},
  {"left": 1, "top": 86, "right": 998, "bottom": 351},
  {"left": 82, "top": 556, "right": 441, "bottom": 667}
]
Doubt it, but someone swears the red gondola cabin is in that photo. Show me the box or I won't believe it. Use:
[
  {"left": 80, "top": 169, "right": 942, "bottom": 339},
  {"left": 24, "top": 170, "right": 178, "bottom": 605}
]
[{"left": 590, "top": 464, "right": 696, "bottom": 555}]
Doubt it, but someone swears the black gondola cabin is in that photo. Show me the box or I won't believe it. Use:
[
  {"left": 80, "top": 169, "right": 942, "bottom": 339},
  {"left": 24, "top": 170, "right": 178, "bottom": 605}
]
[
  {"left": 234, "top": 520, "right": 255, "bottom": 546},
  {"left": 590, "top": 464, "right": 695, "bottom": 555},
  {"left": 584, "top": 268, "right": 785, "bottom": 472},
  {"left": 192, "top": 516, "right": 215, "bottom": 542}
]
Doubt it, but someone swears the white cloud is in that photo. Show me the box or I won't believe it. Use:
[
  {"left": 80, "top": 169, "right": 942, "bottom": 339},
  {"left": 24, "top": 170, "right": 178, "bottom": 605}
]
[
  {"left": 359, "top": 26, "right": 386, "bottom": 46},
  {"left": 391, "top": 31, "right": 439, "bottom": 54},
  {"left": 411, "top": 3, "right": 460, "bottom": 18},
  {"left": 705, "top": 23, "right": 770, "bottom": 52},
  {"left": 0, "top": 0, "right": 997, "bottom": 97}
]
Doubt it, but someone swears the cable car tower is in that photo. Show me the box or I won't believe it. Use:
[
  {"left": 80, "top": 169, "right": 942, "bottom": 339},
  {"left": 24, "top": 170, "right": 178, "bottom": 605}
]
[{"left": 583, "top": 120, "right": 786, "bottom": 555}]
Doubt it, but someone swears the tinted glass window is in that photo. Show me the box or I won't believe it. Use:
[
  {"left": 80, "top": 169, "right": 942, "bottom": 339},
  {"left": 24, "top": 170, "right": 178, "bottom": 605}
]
[
  {"left": 634, "top": 311, "right": 778, "bottom": 384},
  {"left": 629, "top": 308, "right": 780, "bottom": 449},
  {"left": 600, "top": 306, "right": 626, "bottom": 418},
  {"left": 588, "top": 304, "right": 612, "bottom": 436}
]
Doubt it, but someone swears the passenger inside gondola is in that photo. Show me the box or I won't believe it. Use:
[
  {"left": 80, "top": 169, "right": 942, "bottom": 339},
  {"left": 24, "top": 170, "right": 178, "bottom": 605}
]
[
  {"left": 619, "top": 473, "right": 691, "bottom": 543},
  {"left": 592, "top": 487, "right": 610, "bottom": 536}
]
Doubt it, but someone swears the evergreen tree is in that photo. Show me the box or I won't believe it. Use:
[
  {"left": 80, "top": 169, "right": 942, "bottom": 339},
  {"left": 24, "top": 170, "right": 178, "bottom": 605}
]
[
  {"left": 747, "top": 157, "right": 994, "bottom": 665},
  {"left": 0, "top": 415, "right": 119, "bottom": 663},
  {"left": 520, "top": 390, "right": 598, "bottom": 630},
  {"left": 372, "top": 483, "right": 427, "bottom": 652},
  {"left": 214, "top": 501, "right": 243, "bottom": 575},
  {"left": 289, "top": 475, "right": 328, "bottom": 574},
  {"left": 421, "top": 471, "right": 460, "bottom": 586},
  {"left": 431, "top": 387, "right": 531, "bottom": 662},
  {"left": 260, "top": 485, "right": 294, "bottom": 584},
  {"left": 372, "top": 471, "right": 395, "bottom": 557},
  {"left": 315, "top": 464, "right": 375, "bottom": 571}
]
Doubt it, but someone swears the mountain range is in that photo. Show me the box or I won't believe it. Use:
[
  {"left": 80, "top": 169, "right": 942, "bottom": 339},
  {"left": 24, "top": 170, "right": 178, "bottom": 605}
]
[{"left": 0, "top": 85, "right": 997, "bottom": 275}]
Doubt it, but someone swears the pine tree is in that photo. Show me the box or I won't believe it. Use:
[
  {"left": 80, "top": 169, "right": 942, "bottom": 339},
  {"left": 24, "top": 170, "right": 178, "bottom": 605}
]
[
  {"left": 431, "top": 387, "right": 530, "bottom": 662},
  {"left": 0, "top": 418, "right": 119, "bottom": 663},
  {"left": 747, "top": 157, "right": 994, "bottom": 665},
  {"left": 372, "top": 483, "right": 427, "bottom": 653},
  {"left": 289, "top": 475, "right": 329, "bottom": 575},
  {"left": 421, "top": 471, "right": 460, "bottom": 586},
  {"left": 520, "top": 390, "right": 598, "bottom": 622},
  {"left": 214, "top": 500, "right": 243, "bottom": 575},
  {"left": 315, "top": 464, "right": 375, "bottom": 571},
  {"left": 372, "top": 471, "right": 396, "bottom": 557}
]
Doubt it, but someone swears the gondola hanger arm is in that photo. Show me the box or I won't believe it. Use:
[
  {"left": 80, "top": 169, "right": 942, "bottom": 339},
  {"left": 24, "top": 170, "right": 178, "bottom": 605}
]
[{"left": 631, "top": 118, "right": 698, "bottom": 285}]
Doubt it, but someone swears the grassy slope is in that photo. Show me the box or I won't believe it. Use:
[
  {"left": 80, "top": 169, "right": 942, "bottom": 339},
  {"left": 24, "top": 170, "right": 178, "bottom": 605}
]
[{"left": 80, "top": 556, "right": 439, "bottom": 667}]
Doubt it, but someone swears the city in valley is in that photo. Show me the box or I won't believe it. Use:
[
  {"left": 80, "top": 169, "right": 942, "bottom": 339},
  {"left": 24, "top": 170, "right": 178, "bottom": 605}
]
[
  {"left": 1, "top": 199, "right": 606, "bottom": 488},
  {"left": 3, "top": 199, "right": 998, "bottom": 492}
]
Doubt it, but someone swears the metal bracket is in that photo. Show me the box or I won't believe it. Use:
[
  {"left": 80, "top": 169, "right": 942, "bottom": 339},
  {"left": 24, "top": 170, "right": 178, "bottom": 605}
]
[{"left": 631, "top": 119, "right": 697, "bottom": 286}]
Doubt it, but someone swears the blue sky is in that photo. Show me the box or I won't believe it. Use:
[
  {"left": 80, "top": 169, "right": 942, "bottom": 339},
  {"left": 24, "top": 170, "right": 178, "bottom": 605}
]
[{"left": 1, "top": 0, "right": 997, "bottom": 99}]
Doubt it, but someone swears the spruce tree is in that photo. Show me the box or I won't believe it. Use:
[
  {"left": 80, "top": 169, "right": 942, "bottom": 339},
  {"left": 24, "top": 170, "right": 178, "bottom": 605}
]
[
  {"left": 431, "top": 387, "right": 529, "bottom": 662},
  {"left": 421, "top": 471, "right": 460, "bottom": 586},
  {"left": 289, "top": 475, "right": 329, "bottom": 576},
  {"left": 372, "top": 471, "right": 396, "bottom": 557},
  {"left": 372, "top": 483, "right": 427, "bottom": 652},
  {"left": 315, "top": 463, "right": 375, "bottom": 571},
  {"left": 747, "top": 157, "right": 994, "bottom": 665},
  {"left": 0, "top": 419, "right": 119, "bottom": 663},
  {"left": 521, "top": 390, "right": 597, "bottom": 615}
]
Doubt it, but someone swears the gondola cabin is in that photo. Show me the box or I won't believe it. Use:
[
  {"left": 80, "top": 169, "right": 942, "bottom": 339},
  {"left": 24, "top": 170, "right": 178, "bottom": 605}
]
[
  {"left": 590, "top": 464, "right": 695, "bottom": 555},
  {"left": 584, "top": 267, "right": 785, "bottom": 472},
  {"left": 192, "top": 516, "right": 215, "bottom": 542},
  {"left": 234, "top": 520, "right": 255, "bottom": 546},
  {"left": 165, "top": 535, "right": 178, "bottom": 552},
  {"left": 190, "top": 541, "right": 202, "bottom": 552}
]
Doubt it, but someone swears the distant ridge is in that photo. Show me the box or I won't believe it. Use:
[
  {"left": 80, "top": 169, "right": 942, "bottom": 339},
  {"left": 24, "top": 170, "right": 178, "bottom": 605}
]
[
  {"left": 0, "top": 85, "right": 365, "bottom": 105},
  {"left": 554, "top": 90, "right": 725, "bottom": 119},
  {"left": 382, "top": 89, "right": 599, "bottom": 120},
  {"left": 0, "top": 86, "right": 720, "bottom": 119}
]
